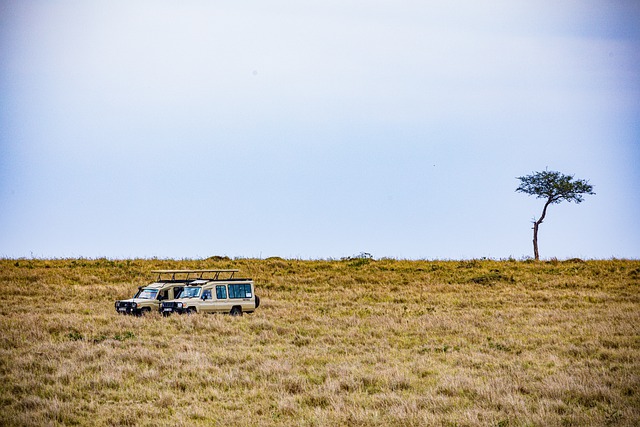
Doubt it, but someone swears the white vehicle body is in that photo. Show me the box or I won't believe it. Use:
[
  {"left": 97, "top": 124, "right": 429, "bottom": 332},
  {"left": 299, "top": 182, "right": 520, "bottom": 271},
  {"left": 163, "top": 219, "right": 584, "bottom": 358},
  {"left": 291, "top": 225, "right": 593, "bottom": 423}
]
[{"left": 159, "top": 270, "right": 260, "bottom": 316}]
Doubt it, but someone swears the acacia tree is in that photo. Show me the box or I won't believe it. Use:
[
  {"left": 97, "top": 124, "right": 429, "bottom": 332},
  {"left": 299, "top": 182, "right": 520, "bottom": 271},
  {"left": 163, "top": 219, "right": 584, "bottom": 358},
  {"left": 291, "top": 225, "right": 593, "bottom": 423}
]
[{"left": 516, "top": 170, "right": 595, "bottom": 260}]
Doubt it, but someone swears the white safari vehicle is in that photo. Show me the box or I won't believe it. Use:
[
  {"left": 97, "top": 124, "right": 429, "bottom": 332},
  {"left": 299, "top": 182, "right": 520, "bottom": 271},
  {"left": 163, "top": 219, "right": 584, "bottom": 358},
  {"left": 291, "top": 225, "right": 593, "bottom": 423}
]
[
  {"left": 114, "top": 270, "right": 195, "bottom": 315},
  {"left": 159, "top": 269, "right": 260, "bottom": 316}
]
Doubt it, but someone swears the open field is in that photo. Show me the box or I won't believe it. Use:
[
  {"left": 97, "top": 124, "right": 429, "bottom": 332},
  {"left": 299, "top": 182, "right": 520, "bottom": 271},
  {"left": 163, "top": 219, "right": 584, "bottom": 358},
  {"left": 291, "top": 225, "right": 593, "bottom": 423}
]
[{"left": 0, "top": 257, "right": 638, "bottom": 426}]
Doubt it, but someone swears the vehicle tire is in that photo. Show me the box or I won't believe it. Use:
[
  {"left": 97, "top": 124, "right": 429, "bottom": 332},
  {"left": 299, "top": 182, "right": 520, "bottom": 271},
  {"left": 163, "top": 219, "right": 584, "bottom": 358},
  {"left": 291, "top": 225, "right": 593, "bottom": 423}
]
[
  {"left": 230, "top": 306, "right": 242, "bottom": 317},
  {"left": 141, "top": 307, "right": 151, "bottom": 316},
  {"left": 186, "top": 307, "right": 196, "bottom": 315},
  {"left": 255, "top": 295, "right": 260, "bottom": 309}
]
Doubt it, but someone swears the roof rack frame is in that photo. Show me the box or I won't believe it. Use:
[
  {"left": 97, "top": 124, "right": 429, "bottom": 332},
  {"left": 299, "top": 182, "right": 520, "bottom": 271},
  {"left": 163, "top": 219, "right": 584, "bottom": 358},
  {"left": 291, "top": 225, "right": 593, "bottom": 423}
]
[{"left": 151, "top": 269, "right": 239, "bottom": 281}]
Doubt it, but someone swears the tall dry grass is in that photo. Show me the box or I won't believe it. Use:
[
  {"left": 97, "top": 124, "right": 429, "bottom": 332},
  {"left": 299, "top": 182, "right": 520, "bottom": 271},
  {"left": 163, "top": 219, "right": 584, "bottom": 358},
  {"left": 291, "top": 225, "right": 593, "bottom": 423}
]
[{"left": 0, "top": 257, "right": 638, "bottom": 426}]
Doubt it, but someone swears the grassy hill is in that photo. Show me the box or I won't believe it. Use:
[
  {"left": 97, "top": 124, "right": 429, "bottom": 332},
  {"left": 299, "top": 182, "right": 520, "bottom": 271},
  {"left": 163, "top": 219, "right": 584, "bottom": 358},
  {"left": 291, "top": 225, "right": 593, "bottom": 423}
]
[{"left": 1, "top": 257, "right": 638, "bottom": 426}]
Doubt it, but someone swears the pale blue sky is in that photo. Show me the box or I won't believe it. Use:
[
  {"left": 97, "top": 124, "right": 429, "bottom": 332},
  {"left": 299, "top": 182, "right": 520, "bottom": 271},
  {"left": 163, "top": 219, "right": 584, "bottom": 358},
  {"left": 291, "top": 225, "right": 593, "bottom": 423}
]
[{"left": 1, "top": 1, "right": 639, "bottom": 259}]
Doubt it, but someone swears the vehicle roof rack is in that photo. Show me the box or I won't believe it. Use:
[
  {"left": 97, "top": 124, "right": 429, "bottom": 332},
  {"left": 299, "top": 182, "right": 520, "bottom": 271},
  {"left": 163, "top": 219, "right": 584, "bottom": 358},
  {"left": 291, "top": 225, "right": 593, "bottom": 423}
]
[{"left": 151, "top": 269, "right": 239, "bottom": 281}]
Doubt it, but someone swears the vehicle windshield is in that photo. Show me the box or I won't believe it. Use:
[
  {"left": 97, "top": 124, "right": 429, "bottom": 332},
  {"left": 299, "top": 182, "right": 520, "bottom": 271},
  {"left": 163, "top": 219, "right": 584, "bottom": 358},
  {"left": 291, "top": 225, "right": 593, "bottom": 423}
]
[
  {"left": 181, "top": 286, "right": 201, "bottom": 298},
  {"left": 135, "top": 288, "right": 159, "bottom": 300}
]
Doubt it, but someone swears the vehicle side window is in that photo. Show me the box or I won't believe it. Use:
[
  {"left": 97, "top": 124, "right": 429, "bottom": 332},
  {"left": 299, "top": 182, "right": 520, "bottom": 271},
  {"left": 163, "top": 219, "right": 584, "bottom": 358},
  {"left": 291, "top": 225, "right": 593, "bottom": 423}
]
[
  {"left": 228, "top": 283, "right": 252, "bottom": 299},
  {"left": 216, "top": 285, "right": 227, "bottom": 299},
  {"left": 202, "top": 289, "right": 212, "bottom": 300},
  {"left": 174, "top": 287, "right": 184, "bottom": 299}
]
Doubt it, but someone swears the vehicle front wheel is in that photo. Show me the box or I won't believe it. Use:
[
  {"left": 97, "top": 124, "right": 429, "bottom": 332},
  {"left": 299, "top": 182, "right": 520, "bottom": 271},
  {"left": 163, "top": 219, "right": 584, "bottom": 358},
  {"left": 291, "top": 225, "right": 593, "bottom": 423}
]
[
  {"left": 186, "top": 307, "right": 196, "bottom": 315},
  {"left": 230, "top": 306, "right": 242, "bottom": 317},
  {"left": 135, "top": 307, "right": 150, "bottom": 317}
]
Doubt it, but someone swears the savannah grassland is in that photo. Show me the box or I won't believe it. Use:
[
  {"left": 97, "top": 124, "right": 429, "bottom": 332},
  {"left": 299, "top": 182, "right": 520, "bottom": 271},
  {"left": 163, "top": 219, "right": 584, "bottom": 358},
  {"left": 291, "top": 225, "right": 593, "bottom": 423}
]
[{"left": 0, "top": 258, "right": 638, "bottom": 427}]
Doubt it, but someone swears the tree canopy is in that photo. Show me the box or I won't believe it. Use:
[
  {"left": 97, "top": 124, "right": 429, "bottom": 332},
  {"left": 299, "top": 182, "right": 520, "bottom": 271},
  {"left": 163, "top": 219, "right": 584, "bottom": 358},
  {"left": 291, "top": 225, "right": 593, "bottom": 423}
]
[{"left": 516, "top": 170, "right": 595, "bottom": 205}]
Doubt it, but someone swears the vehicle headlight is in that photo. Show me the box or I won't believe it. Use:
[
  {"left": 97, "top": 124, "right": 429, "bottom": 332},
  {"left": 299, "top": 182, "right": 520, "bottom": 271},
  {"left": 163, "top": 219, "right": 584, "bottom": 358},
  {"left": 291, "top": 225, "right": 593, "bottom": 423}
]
[
  {"left": 177, "top": 302, "right": 183, "bottom": 308},
  {"left": 132, "top": 302, "right": 137, "bottom": 308}
]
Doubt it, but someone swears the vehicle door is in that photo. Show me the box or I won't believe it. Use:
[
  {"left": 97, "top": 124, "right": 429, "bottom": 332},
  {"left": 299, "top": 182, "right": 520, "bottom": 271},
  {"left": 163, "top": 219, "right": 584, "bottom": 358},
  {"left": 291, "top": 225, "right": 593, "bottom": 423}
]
[
  {"left": 199, "top": 288, "right": 215, "bottom": 313},
  {"left": 213, "top": 284, "right": 232, "bottom": 313}
]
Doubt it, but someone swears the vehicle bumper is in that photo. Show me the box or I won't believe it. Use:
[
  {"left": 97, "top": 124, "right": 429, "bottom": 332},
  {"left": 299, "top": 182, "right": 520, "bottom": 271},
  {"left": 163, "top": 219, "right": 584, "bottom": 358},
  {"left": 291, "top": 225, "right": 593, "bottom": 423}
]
[
  {"left": 115, "top": 307, "right": 144, "bottom": 315},
  {"left": 161, "top": 307, "right": 185, "bottom": 315}
]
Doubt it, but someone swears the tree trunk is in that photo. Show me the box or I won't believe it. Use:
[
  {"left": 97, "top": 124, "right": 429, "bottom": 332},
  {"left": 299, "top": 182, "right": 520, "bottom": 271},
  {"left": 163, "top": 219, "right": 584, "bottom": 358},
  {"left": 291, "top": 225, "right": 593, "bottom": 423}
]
[
  {"left": 533, "top": 198, "right": 553, "bottom": 261},
  {"left": 533, "top": 221, "right": 540, "bottom": 261}
]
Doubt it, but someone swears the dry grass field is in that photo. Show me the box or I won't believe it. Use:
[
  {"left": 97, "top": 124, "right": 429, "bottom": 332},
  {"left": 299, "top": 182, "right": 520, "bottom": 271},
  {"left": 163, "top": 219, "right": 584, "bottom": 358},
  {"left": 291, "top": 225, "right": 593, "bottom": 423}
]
[{"left": 0, "top": 257, "right": 638, "bottom": 426}]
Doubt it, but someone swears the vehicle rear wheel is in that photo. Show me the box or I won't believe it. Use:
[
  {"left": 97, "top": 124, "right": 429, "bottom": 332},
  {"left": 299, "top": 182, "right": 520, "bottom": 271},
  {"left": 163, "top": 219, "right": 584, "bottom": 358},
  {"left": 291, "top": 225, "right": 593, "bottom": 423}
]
[
  {"left": 230, "top": 306, "right": 242, "bottom": 316},
  {"left": 255, "top": 295, "right": 260, "bottom": 309}
]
